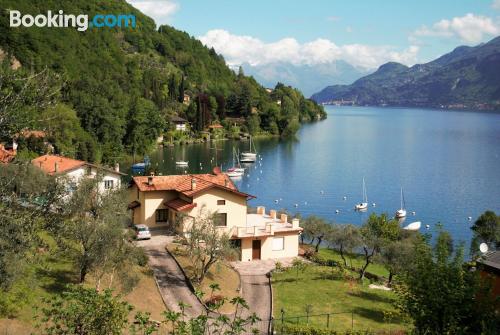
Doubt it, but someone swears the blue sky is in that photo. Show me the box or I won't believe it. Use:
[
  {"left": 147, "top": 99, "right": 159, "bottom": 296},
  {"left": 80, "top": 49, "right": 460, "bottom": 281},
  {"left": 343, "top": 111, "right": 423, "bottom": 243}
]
[{"left": 127, "top": 0, "right": 500, "bottom": 69}]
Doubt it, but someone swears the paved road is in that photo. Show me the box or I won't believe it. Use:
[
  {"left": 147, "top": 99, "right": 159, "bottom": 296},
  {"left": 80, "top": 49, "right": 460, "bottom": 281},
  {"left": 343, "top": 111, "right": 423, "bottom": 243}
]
[{"left": 136, "top": 234, "right": 205, "bottom": 318}]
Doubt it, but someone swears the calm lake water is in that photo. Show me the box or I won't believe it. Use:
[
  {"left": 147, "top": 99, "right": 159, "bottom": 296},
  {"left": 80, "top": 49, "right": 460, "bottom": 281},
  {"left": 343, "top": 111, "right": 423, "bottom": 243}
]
[{"left": 146, "top": 106, "right": 500, "bottom": 244}]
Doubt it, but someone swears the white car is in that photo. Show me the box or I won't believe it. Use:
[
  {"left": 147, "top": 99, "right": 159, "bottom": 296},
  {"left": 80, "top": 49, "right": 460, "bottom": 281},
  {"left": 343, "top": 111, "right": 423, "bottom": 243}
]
[{"left": 134, "top": 224, "right": 151, "bottom": 240}]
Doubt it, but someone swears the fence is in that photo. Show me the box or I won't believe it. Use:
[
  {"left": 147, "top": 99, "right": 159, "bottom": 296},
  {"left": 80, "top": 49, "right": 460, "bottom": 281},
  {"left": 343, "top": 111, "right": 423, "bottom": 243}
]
[{"left": 271, "top": 311, "right": 356, "bottom": 334}]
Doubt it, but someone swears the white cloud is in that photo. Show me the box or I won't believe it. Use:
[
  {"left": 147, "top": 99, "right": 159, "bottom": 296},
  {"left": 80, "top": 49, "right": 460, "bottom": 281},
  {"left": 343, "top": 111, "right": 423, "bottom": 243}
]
[
  {"left": 493, "top": 0, "right": 500, "bottom": 10},
  {"left": 198, "top": 29, "right": 419, "bottom": 70},
  {"left": 126, "top": 0, "right": 179, "bottom": 25},
  {"left": 413, "top": 13, "right": 500, "bottom": 44}
]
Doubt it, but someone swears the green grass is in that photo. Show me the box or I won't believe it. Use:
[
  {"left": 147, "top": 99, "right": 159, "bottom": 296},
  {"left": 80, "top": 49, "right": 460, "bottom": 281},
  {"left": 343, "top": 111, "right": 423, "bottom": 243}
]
[
  {"left": 316, "top": 248, "right": 390, "bottom": 278},
  {"left": 272, "top": 265, "right": 408, "bottom": 332}
]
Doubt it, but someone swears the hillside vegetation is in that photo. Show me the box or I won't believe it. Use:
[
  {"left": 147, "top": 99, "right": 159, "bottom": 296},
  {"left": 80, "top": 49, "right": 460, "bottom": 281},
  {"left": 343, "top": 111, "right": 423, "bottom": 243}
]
[
  {"left": 0, "top": 0, "right": 325, "bottom": 163},
  {"left": 311, "top": 36, "right": 500, "bottom": 110}
]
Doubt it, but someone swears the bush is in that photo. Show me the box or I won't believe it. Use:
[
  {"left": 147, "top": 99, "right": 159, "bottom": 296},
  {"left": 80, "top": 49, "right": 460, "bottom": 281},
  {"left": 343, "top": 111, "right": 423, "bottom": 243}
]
[
  {"left": 205, "top": 294, "right": 225, "bottom": 308},
  {"left": 133, "top": 247, "right": 149, "bottom": 267}
]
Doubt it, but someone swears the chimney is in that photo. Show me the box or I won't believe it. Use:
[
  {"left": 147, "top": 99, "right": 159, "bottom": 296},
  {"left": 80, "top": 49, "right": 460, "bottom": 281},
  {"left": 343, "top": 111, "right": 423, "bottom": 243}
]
[
  {"left": 270, "top": 209, "right": 277, "bottom": 220},
  {"left": 280, "top": 213, "right": 288, "bottom": 224},
  {"left": 114, "top": 163, "right": 120, "bottom": 172},
  {"left": 147, "top": 176, "right": 153, "bottom": 186},
  {"left": 213, "top": 166, "right": 221, "bottom": 175},
  {"left": 257, "top": 206, "right": 265, "bottom": 215},
  {"left": 292, "top": 218, "right": 300, "bottom": 229},
  {"left": 191, "top": 178, "right": 197, "bottom": 190},
  {"left": 54, "top": 162, "right": 58, "bottom": 173}
]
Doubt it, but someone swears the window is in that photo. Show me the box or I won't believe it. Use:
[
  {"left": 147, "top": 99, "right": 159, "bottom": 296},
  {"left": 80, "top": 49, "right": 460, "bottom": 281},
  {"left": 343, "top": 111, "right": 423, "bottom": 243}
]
[
  {"left": 104, "top": 180, "right": 114, "bottom": 189},
  {"left": 156, "top": 209, "right": 168, "bottom": 223},
  {"left": 272, "top": 237, "right": 284, "bottom": 251},
  {"left": 214, "top": 213, "right": 227, "bottom": 227},
  {"left": 217, "top": 200, "right": 226, "bottom": 206}
]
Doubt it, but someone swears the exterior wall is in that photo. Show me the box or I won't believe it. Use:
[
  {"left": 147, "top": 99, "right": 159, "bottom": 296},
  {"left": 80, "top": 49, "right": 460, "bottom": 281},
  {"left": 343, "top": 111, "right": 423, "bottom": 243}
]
[
  {"left": 184, "top": 188, "right": 248, "bottom": 233},
  {"left": 239, "top": 232, "right": 300, "bottom": 262},
  {"left": 241, "top": 238, "right": 253, "bottom": 262},
  {"left": 141, "top": 190, "right": 178, "bottom": 228},
  {"left": 175, "top": 123, "right": 187, "bottom": 131},
  {"left": 64, "top": 166, "right": 122, "bottom": 193}
]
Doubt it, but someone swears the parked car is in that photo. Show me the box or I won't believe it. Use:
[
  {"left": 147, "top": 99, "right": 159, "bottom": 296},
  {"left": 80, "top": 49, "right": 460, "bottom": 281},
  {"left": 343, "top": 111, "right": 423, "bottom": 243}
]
[{"left": 134, "top": 224, "right": 151, "bottom": 240}]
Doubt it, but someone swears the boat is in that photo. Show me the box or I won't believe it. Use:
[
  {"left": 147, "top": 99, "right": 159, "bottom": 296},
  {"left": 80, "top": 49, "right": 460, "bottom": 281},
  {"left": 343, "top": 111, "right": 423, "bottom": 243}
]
[
  {"left": 403, "top": 221, "right": 421, "bottom": 231},
  {"left": 131, "top": 155, "right": 150, "bottom": 174},
  {"left": 175, "top": 161, "right": 189, "bottom": 166},
  {"left": 355, "top": 178, "right": 368, "bottom": 211},
  {"left": 240, "top": 136, "right": 257, "bottom": 161},
  {"left": 227, "top": 148, "right": 245, "bottom": 173},
  {"left": 226, "top": 170, "right": 243, "bottom": 178},
  {"left": 395, "top": 187, "right": 407, "bottom": 218}
]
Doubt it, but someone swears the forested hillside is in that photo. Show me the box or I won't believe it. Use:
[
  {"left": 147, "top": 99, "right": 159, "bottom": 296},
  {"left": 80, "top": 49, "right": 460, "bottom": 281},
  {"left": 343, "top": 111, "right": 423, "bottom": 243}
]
[{"left": 0, "top": 0, "right": 325, "bottom": 163}]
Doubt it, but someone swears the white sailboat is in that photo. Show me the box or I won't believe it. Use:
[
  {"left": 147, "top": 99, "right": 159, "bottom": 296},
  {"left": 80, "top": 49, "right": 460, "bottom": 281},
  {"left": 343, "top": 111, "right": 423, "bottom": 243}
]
[
  {"left": 240, "top": 136, "right": 257, "bottom": 162},
  {"left": 355, "top": 178, "right": 368, "bottom": 211},
  {"left": 395, "top": 187, "right": 407, "bottom": 218},
  {"left": 227, "top": 148, "right": 245, "bottom": 174}
]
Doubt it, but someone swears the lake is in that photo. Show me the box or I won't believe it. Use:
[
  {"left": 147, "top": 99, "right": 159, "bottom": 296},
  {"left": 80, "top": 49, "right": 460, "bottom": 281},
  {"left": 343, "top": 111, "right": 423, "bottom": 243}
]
[{"left": 146, "top": 106, "right": 500, "bottom": 244}]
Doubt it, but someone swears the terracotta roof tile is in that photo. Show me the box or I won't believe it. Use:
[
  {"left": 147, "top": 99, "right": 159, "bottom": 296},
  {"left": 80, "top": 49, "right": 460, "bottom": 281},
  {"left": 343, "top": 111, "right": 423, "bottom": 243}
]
[
  {"left": 0, "top": 144, "right": 16, "bottom": 164},
  {"left": 31, "top": 155, "right": 127, "bottom": 176},
  {"left": 32, "top": 155, "right": 86, "bottom": 175},
  {"left": 132, "top": 173, "right": 254, "bottom": 199}
]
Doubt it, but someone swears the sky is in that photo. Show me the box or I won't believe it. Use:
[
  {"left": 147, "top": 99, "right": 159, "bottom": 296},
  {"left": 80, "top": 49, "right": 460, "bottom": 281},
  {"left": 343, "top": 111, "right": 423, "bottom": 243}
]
[{"left": 126, "top": 0, "right": 500, "bottom": 70}]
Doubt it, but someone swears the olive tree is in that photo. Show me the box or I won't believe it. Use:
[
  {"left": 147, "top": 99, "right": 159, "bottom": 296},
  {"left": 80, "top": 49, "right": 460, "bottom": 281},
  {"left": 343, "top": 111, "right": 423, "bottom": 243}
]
[{"left": 182, "top": 211, "right": 236, "bottom": 283}]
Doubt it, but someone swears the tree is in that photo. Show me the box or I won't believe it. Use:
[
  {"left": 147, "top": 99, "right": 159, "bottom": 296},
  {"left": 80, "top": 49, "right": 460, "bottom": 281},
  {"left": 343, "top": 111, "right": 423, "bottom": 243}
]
[
  {"left": 326, "top": 224, "right": 361, "bottom": 268},
  {"left": 0, "top": 162, "right": 63, "bottom": 293},
  {"left": 182, "top": 211, "right": 236, "bottom": 282},
  {"left": 379, "top": 237, "right": 415, "bottom": 286},
  {"left": 39, "top": 286, "right": 131, "bottom": 335},
  {"left": 60, "top": 178, "right": 135, "bottom": 284},
  {"left": 301, "top": 216, "right": 330, "bottom": 252},
  {"left": 470, "top": 210, "right": 500, "bottom": 256},
  {"left": 394, "top": 231, "right": 499, "bottom": 334},
  {"left": 0, "top": 67, "right": 60, "bottom": 141},
  {"left": 359, "top": 213, "right": 400, "bottom": 280}
]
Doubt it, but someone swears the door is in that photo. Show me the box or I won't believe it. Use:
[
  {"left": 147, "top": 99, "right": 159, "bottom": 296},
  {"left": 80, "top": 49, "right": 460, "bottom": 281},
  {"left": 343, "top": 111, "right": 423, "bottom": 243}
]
[{"left": 252, "top": 240, "right": 261, "bottom": 260}]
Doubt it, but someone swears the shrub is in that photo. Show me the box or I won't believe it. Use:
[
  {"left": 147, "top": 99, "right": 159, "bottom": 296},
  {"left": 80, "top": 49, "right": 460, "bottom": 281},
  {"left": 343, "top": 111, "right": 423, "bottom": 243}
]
[{"left": 280, "top": 324, "right": 377, "bottom": 335}]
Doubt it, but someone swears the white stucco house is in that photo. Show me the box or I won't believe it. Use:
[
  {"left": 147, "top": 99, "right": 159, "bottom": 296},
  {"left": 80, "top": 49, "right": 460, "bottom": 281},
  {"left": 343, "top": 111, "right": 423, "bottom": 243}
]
[
  {"left": 32, "top": 154, "right": 126, "bottom": 193},
  {"left": 128, "top": 168, "right": 302, "bottom": 262}
]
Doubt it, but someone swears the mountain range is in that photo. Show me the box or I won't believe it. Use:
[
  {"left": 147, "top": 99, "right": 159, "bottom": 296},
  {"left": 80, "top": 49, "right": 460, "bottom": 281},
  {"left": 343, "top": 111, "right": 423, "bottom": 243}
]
[
  {"left": 311, "top": 37, "right": 500, "bottom": 110},
  {"left": 242, "top": 60, "right": 370, "bottom": 97}
]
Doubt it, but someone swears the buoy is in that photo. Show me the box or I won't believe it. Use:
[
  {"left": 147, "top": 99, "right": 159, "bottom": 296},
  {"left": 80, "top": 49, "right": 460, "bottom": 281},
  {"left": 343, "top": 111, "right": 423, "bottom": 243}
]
[
  {"left": 294, "top": 204, "right": 298, "bottom": 207},
  {"left": 343, "top": 196, "right": 347, "bottom": 200},
  {"left": 468, "top": 216, "right": 472, "bottom": 221},
  {"left": 425, "top": 224, "right": 430, "bottom": 229},
  {"left": 320, "top": 190, "right": 324, "bottom": 194},
  {"left": 412, "top": 211, "right": 416, "bottom": 215},
  {"left": 372, "top": 203, "right": 376, "bottom": 207},
  {"left": 335, "top": 210, "right": 340, "bottom": 214},
  {"left": 275, "top": 199, "right": 279, "bottom": 203}
]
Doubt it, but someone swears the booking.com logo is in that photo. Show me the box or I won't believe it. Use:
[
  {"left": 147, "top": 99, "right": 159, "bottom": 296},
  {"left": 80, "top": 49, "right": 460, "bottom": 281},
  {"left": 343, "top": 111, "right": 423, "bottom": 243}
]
[{"left": 9, "top": 10, "right": 136, "bottom": 32}]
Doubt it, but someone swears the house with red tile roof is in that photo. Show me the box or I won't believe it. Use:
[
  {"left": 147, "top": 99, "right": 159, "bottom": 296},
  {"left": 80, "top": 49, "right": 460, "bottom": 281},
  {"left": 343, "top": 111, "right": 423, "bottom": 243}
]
[
  {"left": 32, "top": 155, "right": 126, "bottom": 193},
  {"left": 129, "top": 168, "right": 302, "bottom": 262}
]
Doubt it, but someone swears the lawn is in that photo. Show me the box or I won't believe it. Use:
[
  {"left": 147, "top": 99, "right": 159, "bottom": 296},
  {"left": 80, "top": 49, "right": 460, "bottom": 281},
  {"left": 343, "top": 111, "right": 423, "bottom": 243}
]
[
  {"left": 316, "top": 248, "right": 390, "bottom": 278},
  {"left": 0, "top": 235, "right": 167, "bottom": 335},
  {"left": 272, "top": 265, "right": 408, "bottom": 333},
  {"left": 167, "top": 242, "right": 240, "bottom": 314}
]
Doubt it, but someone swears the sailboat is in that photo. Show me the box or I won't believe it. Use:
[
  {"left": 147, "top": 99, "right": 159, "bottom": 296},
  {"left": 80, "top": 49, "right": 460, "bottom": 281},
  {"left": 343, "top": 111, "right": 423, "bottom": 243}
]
[
  {"left": 227, "top": 148, "right": 245, "bottom": 174},
  {"left": 240, "top": 136, "right": 257, "bottom": 162},
  {"left": 355, "top": 178, "right": 368, "bottom": 211},
  {"left": 395, "top": 187, "right": 407, "bottom": 218}
]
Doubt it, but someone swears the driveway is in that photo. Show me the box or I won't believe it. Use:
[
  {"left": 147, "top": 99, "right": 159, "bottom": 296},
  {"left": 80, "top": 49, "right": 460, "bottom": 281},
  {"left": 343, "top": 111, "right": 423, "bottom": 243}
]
[
  {"left": 231, "top": 258, "right": 299, "bottom": 334},
  {"left": 136, "top": 232, "right": 205, "bottom": 318}
]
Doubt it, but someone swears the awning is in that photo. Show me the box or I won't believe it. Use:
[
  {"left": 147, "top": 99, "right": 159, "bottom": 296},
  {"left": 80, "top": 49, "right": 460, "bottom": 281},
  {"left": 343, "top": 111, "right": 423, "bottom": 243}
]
[{"left": 164, "top": 198, "right": 196, "bottom": 212}]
